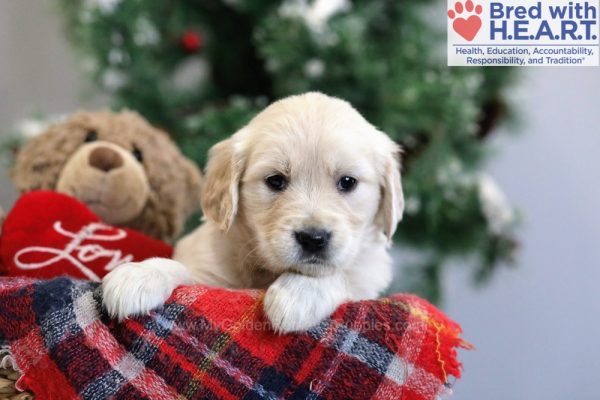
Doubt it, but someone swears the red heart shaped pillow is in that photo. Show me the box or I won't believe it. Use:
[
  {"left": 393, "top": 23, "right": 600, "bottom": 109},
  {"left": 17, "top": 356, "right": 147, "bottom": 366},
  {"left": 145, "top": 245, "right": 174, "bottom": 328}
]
[{"left": 0, "top": 191, "right": 172, "bottom": 281}]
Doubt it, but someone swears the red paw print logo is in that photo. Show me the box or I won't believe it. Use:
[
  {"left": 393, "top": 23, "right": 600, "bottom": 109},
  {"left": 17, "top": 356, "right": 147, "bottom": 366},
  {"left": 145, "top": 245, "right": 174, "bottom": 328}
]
[{"left": 448, "top": 0, "right": 483, "bottom": 42}]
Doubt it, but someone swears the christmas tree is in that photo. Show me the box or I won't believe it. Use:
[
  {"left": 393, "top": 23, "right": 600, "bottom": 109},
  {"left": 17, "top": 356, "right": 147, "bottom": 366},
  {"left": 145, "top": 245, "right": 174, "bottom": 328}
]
[{"left": 46, "top": 0, "right": 518, "bottom": 303}]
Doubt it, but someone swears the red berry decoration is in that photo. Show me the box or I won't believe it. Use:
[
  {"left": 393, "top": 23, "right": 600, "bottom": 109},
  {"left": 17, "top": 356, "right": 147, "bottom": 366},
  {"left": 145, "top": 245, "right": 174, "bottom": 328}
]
[{"left": 180, "top": 30, "right": 203, "bottom": 53}]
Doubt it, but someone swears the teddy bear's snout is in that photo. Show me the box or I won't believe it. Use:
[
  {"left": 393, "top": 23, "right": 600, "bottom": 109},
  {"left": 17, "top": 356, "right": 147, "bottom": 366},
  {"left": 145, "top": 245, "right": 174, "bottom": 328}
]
[
  {"left": 56, "top": 141, "right": 152, "bottom": 225},
  {"left": 89, "top": 146, "right": 124, "bottom": 173}
]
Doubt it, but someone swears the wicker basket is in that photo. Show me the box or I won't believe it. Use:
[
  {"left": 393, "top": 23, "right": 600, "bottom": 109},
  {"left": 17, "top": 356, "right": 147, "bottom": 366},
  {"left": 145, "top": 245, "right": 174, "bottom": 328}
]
[{"left": 0, "top": 368, "right": 32, "bottom": 400}]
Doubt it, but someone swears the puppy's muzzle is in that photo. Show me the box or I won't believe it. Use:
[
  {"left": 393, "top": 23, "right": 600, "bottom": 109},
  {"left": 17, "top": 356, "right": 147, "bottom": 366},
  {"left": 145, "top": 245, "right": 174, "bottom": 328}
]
[{"left": 294, "top": 228, "right": 331, "bottom": 261}]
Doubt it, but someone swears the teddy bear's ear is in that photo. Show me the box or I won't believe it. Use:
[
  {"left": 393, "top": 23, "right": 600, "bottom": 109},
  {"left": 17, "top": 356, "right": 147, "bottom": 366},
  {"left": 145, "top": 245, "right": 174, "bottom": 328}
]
[
  {"left": 5, "top": 140, "right": 23, "bottom": 167},
  {"left": 11, "top": 125, "right": 80, "bottom": 193},
  {"left": 116, "top": 109, "right": 148, "bottom": 126}
]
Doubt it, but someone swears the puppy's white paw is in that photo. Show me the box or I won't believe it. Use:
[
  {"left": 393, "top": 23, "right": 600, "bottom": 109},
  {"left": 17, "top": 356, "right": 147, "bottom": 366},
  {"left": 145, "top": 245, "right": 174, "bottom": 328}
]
[
  {"left": 264, "top": 273, "right": 348, "bottom": 333},
  {"left": 102, "top": 258, "right": 193, "bottom": 320}
]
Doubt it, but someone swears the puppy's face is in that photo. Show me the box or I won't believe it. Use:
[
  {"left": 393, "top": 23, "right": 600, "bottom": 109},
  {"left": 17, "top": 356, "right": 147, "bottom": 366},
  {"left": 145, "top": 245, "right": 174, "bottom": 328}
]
[{"left": 201, "top": 93, "right": 404, "bottom": 277}]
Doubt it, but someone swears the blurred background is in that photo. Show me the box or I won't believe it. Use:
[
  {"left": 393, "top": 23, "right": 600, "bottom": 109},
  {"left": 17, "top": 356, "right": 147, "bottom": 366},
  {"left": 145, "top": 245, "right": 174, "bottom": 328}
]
[{"left": 0, "top": 1, "right": 599, "bottom": 399}]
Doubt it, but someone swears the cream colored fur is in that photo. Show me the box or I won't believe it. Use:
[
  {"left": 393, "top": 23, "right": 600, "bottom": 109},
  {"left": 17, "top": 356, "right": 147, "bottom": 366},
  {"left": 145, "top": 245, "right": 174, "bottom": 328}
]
[{"left": 102, "top": 92, "right": 404, "bottom": 333}]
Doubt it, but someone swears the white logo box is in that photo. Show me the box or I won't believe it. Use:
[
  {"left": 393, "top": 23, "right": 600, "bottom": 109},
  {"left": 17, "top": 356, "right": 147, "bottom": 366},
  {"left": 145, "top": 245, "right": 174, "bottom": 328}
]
[{"left": 447, "top": 0, "right": 600, "bottom": 66}]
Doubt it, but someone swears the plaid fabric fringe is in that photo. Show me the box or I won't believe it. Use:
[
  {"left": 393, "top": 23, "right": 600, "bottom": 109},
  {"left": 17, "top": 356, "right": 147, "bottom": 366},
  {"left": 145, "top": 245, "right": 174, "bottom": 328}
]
[{"left": 0, "top": 277, "right": 468, "bottom": 400}]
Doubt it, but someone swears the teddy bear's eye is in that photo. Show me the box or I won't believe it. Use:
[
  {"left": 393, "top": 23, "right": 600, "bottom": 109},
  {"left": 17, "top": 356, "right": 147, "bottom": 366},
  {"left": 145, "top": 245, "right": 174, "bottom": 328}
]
[
  {"left": 132, "top": 147, "right": 143, "bottom": 162},
  {"left": 85, "top": 130, "right": 98, "bottom": 143}
]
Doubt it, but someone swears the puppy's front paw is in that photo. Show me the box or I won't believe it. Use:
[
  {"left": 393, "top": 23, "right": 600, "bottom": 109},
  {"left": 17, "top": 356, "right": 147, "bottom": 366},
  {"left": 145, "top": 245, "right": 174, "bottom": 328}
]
[
  {"left": 263, "top": 273, "right": 347, "bottom": 333},
  {"left": 102, "top": 258, "right": 192, "bottom": 320},
  {"left": 264, "top": 286, "right": 327, "bottom": 333}
]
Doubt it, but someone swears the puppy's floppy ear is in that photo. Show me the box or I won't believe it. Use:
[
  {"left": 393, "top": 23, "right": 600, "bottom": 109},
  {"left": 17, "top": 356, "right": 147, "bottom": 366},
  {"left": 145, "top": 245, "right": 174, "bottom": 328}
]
[
  {"left": 378, "top": 145, "right": 405, "bottom": 241},
  {"left": 201, "top": 137, "right": 244, "bottom": 232}
]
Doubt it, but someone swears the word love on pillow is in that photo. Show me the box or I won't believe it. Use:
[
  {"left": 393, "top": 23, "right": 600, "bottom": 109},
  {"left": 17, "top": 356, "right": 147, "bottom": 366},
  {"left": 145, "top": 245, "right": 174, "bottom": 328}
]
[{"left": 0, "top": 191, "right": 172, "bottom": 281}]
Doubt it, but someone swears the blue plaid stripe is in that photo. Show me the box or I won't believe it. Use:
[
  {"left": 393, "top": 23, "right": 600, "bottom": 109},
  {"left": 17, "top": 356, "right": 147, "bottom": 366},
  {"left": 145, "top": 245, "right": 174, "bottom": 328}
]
[
  {"left": 113, "top": 302, "right": 185, "bottom": 365},
  {"left": 309, "top": 319, "right": 395, "bottom": 375},
  {"left": 81, "top": 369, "right": 128, "bottom": 400},
  {"left": 33, "top": 278, "right": 95, "bottom": 349}
]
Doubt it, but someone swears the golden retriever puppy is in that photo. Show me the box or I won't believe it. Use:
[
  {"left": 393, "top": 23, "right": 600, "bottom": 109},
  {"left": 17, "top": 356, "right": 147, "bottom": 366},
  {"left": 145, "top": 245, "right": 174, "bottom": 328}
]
[{"left": 102, "top": 92, "right": 404, "bottom": 333}]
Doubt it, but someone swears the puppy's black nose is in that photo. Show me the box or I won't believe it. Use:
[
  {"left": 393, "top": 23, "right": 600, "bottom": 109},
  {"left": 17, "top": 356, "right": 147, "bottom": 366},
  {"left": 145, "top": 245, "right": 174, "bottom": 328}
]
[{"left": 294, "top": 229, "right": 331, "bottom": 253}]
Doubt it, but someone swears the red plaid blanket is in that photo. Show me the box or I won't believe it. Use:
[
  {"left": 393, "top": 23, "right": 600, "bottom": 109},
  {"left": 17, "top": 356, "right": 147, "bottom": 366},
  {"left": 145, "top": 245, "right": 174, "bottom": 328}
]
[{"left": 0, "top": 277, "right": 467, "bottom": 400}]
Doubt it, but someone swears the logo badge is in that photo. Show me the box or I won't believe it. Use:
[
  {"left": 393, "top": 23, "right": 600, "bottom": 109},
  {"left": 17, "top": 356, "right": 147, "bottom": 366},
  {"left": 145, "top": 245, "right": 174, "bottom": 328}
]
[{"left": 448, "top": 0, "right": 600, "bottom": 66}]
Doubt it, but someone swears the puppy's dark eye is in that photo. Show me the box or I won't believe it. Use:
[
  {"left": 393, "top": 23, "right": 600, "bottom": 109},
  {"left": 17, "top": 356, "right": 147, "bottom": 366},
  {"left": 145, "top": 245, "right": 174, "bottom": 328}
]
[
  {"left": 85, "top": 130, "right": 98, "bottom": 143},
  {"left": 337, "top": 176, "right": 357, "bottom": 192},
  {"left": 265, "top": 174, "right": 287, "bottom": 191},
  {"left": 132, "top": 147, "right": 143, "bottom": 162}
]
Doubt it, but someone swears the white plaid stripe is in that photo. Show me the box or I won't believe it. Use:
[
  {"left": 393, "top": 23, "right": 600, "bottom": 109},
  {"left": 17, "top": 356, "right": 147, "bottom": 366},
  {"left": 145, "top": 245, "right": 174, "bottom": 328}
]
[
  {"left": 399, "top": 308, "right": 428, "bottom": 364},
  {"left": 72, "top": 284, "right": 179, "bottom": 400},
  {"left": 73, "top": 290, "right": 97, "bottom": 329},
  {"left": 406, "top": 363, "right": 446, "bottom": 399},
  {"left": 307, "top": 303, "right": 371, "bottom": 398},
  {"left": 115, "top": 353, "right": 144, "bottom": 381},
  {"left": 309, "top": 305, "right": 450, "bottom": 400},
  {"left": 375, "top": 314, "right": 448, "bottom": 399},
  {"left": 385, "top": 355, "right": 414, "bottom": 385}
]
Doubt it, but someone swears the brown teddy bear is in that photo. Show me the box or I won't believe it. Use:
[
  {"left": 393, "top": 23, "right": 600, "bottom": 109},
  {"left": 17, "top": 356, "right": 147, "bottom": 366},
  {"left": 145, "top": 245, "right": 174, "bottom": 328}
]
[
  {"left": 0, "top": 110, "right": 203, "bottom": 396},
  {"left": 7, "top": 110, "right": 202, "bottom": 243}
]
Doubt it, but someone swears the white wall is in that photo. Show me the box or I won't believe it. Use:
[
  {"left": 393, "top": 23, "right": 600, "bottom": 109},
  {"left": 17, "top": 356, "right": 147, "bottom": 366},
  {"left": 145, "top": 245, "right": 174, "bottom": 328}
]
[
  {"left": 0, "top": 0, "right": 106, "bottom": 208},
  {"left": 1, "top": 2, "right": 599, "bottom": 400},
  {"left": 448, "top": 67, "right": 600, "bottom": 400}
]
